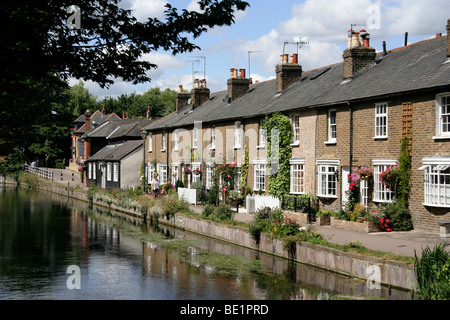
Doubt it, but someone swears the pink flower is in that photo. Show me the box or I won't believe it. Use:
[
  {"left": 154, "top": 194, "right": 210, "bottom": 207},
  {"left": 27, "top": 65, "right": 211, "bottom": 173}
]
[{"left": 228, "top": 175, "right": 231, "bottom": 178}]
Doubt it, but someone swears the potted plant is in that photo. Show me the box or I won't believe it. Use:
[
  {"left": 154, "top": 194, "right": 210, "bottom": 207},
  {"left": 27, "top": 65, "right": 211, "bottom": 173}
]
[
  {"left": 316, "top": 210, "right": 333, "bottom": 225},
  {"left": 379, "top": 165, "right": 399, "bottom": 191}
]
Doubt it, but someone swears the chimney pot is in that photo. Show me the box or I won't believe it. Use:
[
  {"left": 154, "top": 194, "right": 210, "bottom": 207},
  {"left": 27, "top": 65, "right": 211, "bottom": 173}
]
[
  {"left": 436, "top": 33, "right": 442, "bottom": 38},
  {"left": 228, "top": 67, "right": 249, "bottom": 101},
  {"left": 292, "top": 54, "right": 298, "bottom": 64},
  {"left": 178, "top": 85, "right": 183, "bottom": 92}
]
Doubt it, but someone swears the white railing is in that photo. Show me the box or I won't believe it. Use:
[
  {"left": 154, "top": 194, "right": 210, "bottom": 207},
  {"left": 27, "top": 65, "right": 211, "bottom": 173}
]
[
  {"left": 246, "top": 194, "right": 281, "bottom": 214},
  {"left": 24, "top": 164, "right": 53, "bottom": 181}
]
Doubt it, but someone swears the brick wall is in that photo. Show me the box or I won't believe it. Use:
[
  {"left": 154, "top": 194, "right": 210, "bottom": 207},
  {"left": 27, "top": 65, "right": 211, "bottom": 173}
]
[
  {"left": 409, "top": 92, "right": 450, "bottom": 233},
  {"left": 290, "top": 108, "right": 317, "bottom": 195},
  {"left": 315, "top": 104, "right": 351, "bottom": 211}
]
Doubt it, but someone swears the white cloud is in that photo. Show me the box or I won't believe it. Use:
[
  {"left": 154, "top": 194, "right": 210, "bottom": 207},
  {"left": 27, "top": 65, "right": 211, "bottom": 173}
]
[
  {"left": 279, "top": 0, "right": 380, "bottom": 43},
  {"left": 130, "top": 0, "right": 168, "bottom": 22},
  {"left": 383, "top": 0, "right": 450, "bottom": 35}
]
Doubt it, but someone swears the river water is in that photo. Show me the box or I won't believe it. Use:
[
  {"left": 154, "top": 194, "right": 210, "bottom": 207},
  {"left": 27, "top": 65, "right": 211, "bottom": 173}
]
[{"left": 0, "top": 186, "right": 412, "bottom": 300}]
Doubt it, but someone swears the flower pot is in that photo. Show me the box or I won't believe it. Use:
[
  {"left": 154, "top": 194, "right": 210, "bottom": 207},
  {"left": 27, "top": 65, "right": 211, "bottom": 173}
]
[{"left": 316, "top": 215, "right": 331, "bottom": 226}]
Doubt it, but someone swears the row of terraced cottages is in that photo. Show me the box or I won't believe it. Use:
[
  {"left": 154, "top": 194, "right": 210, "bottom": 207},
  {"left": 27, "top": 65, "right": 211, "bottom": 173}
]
[{"left": 135, "top": 20, "right": 449, "bottom": 233}]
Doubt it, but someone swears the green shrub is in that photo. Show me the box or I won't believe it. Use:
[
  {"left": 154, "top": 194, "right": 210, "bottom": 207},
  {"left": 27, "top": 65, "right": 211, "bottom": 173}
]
[
  {"left": 414, "top": 244, "right": 450, "bottom": 300},
  {"left": 207, "top": 184, "right": 219, "bottom": 205},
  {"left": 19, "top": 172, "right": 40, "bottom": 190},
  {"left": 149, "top": 205, "right": 163, "bottom": 224},
  {"left": 162, "top": 194, "right": 188, "bottom": 220},
  {"left": 201, "top": 205, "right": 215, "bottom": 218},
  {"left": 175, "top": 179, "right": 185, "bottom": 190},
  {"left": 379, "top": 203, "right": 413, "bottom": 231},
  {"left": 213, "top": 204, "right": 233, "bottom": 221}
]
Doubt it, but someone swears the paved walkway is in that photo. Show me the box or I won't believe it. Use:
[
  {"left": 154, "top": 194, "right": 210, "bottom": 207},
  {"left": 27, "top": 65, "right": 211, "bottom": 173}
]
[
  {"left": 232, "top": 211, "right": 449, "bottom": 258},
  {"left": 48, "top": 167, "right": 88, "bottom": 190}
]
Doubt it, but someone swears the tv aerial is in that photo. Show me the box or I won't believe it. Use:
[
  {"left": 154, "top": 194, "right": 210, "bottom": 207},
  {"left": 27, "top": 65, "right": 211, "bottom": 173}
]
[
  {"left": 282, "top": 37, "right": 309, "bottom": 55},
  {"left": 186, "top": 55, "right": 206, "bottom": 87}
]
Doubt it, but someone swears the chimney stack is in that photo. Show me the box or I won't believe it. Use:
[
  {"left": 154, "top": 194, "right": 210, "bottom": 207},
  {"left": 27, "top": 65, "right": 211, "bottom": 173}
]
[
  {"left": 227, "top": 68, "right": 249, "bottom": 102},
  {"left": 447, "top": 19, "right": 450, "bottom": 58},
  {"left": 176, "top": 85, "right": 191, "bottom": 112},
  {"left": 191, "top": 79, "right": 210, "bottom": 109},
  {"left": 343, "top": 30, "right": 376, "bottom": 79},
  {"left": 276, "top": 54, "right": 302, "bottom": 93},
  {"left": 84, "top": 110, "right": 92, "bottom": 132}
]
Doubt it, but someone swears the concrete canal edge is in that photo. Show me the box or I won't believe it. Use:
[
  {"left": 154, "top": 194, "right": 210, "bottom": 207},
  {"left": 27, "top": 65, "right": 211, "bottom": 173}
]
[{"left": 3, "top": 176, "right": 416, "bottom": 292}]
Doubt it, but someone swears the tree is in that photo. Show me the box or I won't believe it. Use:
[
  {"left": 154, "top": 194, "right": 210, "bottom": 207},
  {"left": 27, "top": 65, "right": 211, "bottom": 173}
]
[
  {"left": 0, "top": 0, "right": 249, "bottom": 165},
  {"left": 67, "top": 81, "right": 98, "bottom": 116},
  {"left": 1, "top": 0, "right": 249, "bottom": 88}
]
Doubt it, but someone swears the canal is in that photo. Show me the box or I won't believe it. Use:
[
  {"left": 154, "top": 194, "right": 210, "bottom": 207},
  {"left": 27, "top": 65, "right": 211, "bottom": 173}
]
[{"left": 0, "top": 186, "right": 412, "bottom": 300}]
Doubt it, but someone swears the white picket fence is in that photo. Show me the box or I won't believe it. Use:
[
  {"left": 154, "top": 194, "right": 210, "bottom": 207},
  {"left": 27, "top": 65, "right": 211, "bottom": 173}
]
[
  {"left": 246, "top": 194, "right": 280, "bottom": 214},
  {"left": 24, "top": 164, "right": 53, "bottom": 181},
  {"left": 178, "top": 187, "right": 197, "bottom": 205}
]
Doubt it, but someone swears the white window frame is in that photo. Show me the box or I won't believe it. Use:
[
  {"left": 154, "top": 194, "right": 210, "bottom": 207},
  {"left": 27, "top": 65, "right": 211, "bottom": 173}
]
[
  {"left": 419, "top": 156, "right": 450, "bottom": 207},
  {"left": 326, "top": 109, "right": 337, "bottom": 144},
  {"left": 174, "top": 130, "right": 179, "bottom": 151},
  {"left": 360, "top": 179, "right": 369, "bottom": 209},
  {"left": 316, "top": 159, "right": 339, "bottom": 198},
  {"left": 113, "top": 163, "right": 119, "bottom": 182},
  {"left": 290, "top": 159, "right": 305, "bottom": 194},
  {"left": 206, "top": 164, "right": 214, "bottom": 189},
  {"left": 161, "top": 132, "right": 166, "bottom": 152},
  {"left": 191, "top": 163, "right": 201, "bottom": 184},
  {"left": 92, "top": 163, "right": 96, "bottom": 180},
  {"left": 257, "top": 120, "right": 266, "bottom": 148},
  {"left": 192, "top": 127, "right": 198, "bottom": 149},
  {"left": 171, "top": 165, "right": 179, "bottom": 185},
  {"left": 107, "top": 162, "right": 112, "bottom": 181},
  {"left": 147, "top": 162, "right": 155, "bottom": 184},
  {"left": 148, "top": 133, "right": 152, "bottom": 152},
  {"left": 234, "top": 121, "right": 242, "bottom": 149},
  {"left": 158, "top": 163, "right": 167, "bottom": 184},
  {"left": 373, "top": 159, "right": 397, "bottom": 203},
  {"left": 374, "top": 102, "right": 388, "bottom": 139},
  {"left": 88, "top": 163, "right": 92, "bottom": 179},
  {"left": 434, "top": 93, "right": 450, "bottom": 139},
  {"left": 291, "top": 115, "right": 300, "bottom": 145},
  {"left": 210, "top": 126, "right": 216, "bottom": 149},
  {"left": 253, "top": 160, "right": 266, "bottom": 191}
]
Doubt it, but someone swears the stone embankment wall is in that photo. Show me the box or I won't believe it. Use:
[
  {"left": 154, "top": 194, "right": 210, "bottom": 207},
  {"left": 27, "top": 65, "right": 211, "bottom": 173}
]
[{"left": 2, "top": 176, "right": 416, "bottom": 291}]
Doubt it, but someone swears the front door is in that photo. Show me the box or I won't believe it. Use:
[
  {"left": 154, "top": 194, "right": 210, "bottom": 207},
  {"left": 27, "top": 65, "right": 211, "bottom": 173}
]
[
  {"left": 101, "top": 164, "right": 106, "bottom": 188},
  {"left": 342, "top": 166, "right": 350, "bottom": 207}
]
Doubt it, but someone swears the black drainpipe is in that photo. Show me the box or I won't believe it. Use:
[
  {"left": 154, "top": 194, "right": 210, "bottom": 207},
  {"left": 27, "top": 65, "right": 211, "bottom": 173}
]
[
  {"left": 348, "top": 101, "right": 353, "bottom": 207},
  {"left": 165, "top": 125, "right": 169, "bottom": 172}
]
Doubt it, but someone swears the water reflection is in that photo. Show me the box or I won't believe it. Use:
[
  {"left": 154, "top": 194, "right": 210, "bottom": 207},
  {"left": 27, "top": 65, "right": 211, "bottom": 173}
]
[{"left": 0, "top": 187, "right": 412, "bottom": 300}]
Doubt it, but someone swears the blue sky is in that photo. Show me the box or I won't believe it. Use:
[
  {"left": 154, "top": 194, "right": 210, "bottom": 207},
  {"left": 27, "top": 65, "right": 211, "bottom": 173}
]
[{"left": 75, "top": 0, "right": 450, "bottom": 100}]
